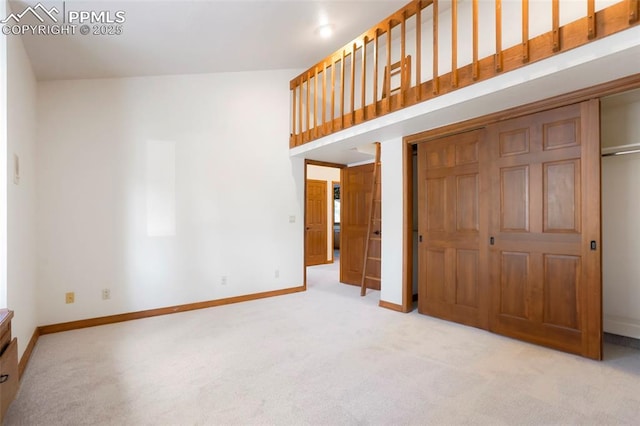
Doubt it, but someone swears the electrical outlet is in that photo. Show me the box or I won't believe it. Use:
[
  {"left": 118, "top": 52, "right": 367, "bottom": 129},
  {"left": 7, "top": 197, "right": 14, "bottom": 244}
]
[
  {"left": 275, "top": 269, "right": 280, "bottom": 279},
  {"left": 65, "top": 292, "right": 75, "bottom": 304},
  {"left": 102, "top": 288, "right": 111, "bottom": 300},
  {"left": 221, "top": 276, "right": 227, "bottom": 286}
]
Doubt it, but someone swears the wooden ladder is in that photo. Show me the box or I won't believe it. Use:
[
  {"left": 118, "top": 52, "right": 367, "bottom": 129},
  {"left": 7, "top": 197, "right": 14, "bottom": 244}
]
[{"left": 361, "top": 143, "right": 382, "bottom": 297}]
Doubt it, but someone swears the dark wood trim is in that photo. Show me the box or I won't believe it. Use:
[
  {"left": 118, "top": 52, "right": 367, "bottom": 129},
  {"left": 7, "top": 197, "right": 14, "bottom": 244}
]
[
  {"left": 303, "top": 161, "right": 308, "bottom": 289},
  {"left": 405, "top": 73, "right": 640, "bottom": 145},
  {"left": 402, "top": 141, "right": 413, "bottom": 313},
  {"left": 39, "top": 286, "right": 305, "bottom": 335},
  {"left": 18, "top": 328, "right": 40, "bottom": 380},
  {"left": 339, "top": 167, "right": 345, "bottom": 283},
  {"left": 331, "top": 180, "right": 340, "bottom": 263},
  {"left": 379, "top": 300, "right": 405, "bottom": 312},
  {"left": 305, "top": 160, "right": 347, "bottom": 169}
]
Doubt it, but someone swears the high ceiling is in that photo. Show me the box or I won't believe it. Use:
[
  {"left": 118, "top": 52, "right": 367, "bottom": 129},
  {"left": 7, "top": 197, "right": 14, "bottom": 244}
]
[{"left": 8, "top": 0, "right": 406, "bottom": 81}]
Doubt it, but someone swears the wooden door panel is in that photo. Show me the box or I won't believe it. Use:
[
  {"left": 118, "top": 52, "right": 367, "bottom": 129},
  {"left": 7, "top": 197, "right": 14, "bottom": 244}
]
[
  {"left": 456, "top": 249, "right": 479, "bottom": 308},
  {"left": 498, "top": 251, "right": 530, "bottom": 320},
  {"left": 489, "top": 101, "right": 601, "bottom": 359},
  {"left": 500, "top": 166, "right": 530, "bottom": 232},
  {"left": 418, "top": 130, "right": 488, "bottom": 329},
  {"left": 456, "top": 175, "right": 479, "bottom": 232},
  {"left": 423, "top": 248, "right": 446, "bottom": 303},
  {"left": 426, "top": 178, "right": 446, "bottom": 232},
  {"left": 305, "top": 179, "right": 327, "bottom": 266},
  {"left": 499, "top": 128, "right": 530, "bottom": 157},
  {"left": 542, "top": 118, "right": 580, "bottom": 150},
  {"left": 543, "top": 254, "right": 580, "bottom": 330},
  {"left": 543, "top": 160, "right": 581, "bottom": 233}
]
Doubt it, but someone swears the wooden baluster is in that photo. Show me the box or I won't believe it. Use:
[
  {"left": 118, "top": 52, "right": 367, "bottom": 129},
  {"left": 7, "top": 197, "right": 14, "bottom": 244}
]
[
  {"left": 307, "top": 72, "right": 311, "bottom": 140},
  {"left": 495, "top": 0, "right": 503, "bottom": 72},
  {"left": 472, "top": 0, "right": 479, "bottom": 80},
  {"left": 522, "top": 0, "right": 529, "bottom": 63},
  {"left": 313, "top": 67, "right": 318, "bottom": 138},
  {"left": 630, "top": 0, "right": 639, "bottom": 23},
  {"left": 452, "top": 0, "right": 458, "bottom": 88},
  {"left": 385, "top": 21, "right": 391, "bottom": 112},
  {"left": 587, "top": 0, "right": 596, "bottom": 39},
  {"left": 292, "top": 85, "right": 297, "bottom": 145},
  {"left": 401, "top": 12, "right": 406, "bottom": 106},
  {"left": 373, "top": 29, "right": 379, "bottom": 116},
  {"left": 351, "top": 43, "right": 356, "bottom": 123},
  {"left": 361, "top": 38, "right": 367, "bottom": 120},
  {"left": 340, "top": 51, "right": 345, "bottom": 129},
  {"left": 322, "top": 63, "right": 326, "bottom": 135},
  {"left": 433, "top": 0, "right": 439, "bottom": 94},
  {"left": 552, "top": 0, "right": 560, "bottom": 51},
  {"left": 416, "top": 5, "right": 422, "bottom": 100},
  {"left": 298, "top": 78, "right": 303, "bottom": 144},
  {"left": 331, "top": 61, "right": 335, "bottom": 132}
]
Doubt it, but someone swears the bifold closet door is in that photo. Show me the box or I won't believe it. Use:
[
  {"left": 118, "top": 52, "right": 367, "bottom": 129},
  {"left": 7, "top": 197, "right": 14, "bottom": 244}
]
[
  {"left": 487, "top": 101, "right": 602, "bottom": 360},
  {"left": 417, "top": 130, "right": 490, "bottom": 329}
]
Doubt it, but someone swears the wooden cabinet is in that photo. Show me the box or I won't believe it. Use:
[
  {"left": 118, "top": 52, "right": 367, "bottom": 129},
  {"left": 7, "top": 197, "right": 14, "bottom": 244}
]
[{"left": 0, "top": 310, "right": 18, "bottom": 422}]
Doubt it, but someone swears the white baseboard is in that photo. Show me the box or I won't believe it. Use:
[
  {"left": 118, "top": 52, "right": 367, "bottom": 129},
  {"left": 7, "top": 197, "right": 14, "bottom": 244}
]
[{"left": 604, "top": 315, "right": 640, "bottom": 339}]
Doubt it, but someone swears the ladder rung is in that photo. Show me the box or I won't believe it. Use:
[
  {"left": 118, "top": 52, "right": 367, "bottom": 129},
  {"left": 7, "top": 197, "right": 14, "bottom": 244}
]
[
  {"left": 365, "top": 276, "right": 381, "bottom": 281},
  {"left": 370, "top": 237, "right": 381, "bottom": 241},
  {"left": 368, "top": 257, "right": 381, "bottom": 261}
]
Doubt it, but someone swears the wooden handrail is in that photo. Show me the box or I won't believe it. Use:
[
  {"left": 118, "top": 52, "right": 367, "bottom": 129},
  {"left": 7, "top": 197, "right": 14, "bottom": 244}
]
[{"left": 290, "top": 0, "right": 640, "bottom": 148}]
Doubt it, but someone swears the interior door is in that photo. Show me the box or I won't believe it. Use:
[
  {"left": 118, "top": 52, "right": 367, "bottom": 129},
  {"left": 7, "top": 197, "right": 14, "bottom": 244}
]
[
  {"left": 488, "top": 101, "right": 602, "bottom": 359},
  {"left": 341, "top": 163, "right": 378, "bottom": 287},
  {"left": 305, "top": 179, "right": 327, "bottom": 267},
  {"left": 417, "top": 130, "right": 489, "bottom": 329}
]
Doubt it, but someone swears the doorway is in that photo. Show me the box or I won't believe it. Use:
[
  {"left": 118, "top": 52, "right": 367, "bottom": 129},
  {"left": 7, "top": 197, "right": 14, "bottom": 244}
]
[
  {"left": 601, "top": 88, "right": 640, "bottom": 345},
  {"left": 305, "top": 162, "right": 343, "bottom": 289},
  {"left": 304, "top": 159, "right": 381, "bottom": 296}
]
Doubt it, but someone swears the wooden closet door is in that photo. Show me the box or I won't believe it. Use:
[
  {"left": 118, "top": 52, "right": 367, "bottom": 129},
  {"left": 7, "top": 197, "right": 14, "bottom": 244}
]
[
  {"left": 488, "top": 101, "right": 602, "bottom": 359},
  {"left": 417, "top": 130, "right": 489, "bottom": 329}
]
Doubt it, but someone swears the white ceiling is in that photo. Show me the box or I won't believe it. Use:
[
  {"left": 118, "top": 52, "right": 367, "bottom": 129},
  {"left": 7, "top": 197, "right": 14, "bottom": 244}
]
[{"left": 9, "top": 0, "right": 406, "bottom": 81}]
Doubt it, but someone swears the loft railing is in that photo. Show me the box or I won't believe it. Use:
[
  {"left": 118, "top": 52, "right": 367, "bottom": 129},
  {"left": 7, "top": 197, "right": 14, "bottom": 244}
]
[{"left": 290, "top": 0, "right": 640, "bottom": 148}]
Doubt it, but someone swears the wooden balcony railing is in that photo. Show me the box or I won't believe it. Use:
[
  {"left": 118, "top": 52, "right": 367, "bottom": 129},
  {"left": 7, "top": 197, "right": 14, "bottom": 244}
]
[{"left": 290, "top": 0, "right": 640, "bottom": 148}]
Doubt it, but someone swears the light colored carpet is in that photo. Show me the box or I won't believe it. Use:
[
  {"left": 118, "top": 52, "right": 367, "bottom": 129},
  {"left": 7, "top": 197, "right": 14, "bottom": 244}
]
[{"left": 7, "top": 260, "right": 640, "bottom": 425}]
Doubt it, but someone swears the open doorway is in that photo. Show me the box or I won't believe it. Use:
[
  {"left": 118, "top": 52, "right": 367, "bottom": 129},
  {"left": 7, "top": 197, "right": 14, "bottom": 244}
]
[
  {"left": 601, "top": 88, "right": 640, "bottom": 350},
  {"left": 304, "top": 162, "right": 344, "bottom": 290}
]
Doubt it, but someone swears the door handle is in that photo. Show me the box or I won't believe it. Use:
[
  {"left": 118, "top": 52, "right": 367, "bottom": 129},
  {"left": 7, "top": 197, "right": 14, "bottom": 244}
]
[{"left": 0, "top": 374, "right": 8, "bottom": 384}]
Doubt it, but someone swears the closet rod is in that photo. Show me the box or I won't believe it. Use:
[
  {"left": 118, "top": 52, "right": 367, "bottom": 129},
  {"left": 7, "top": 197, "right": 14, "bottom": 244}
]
[{"left": 601, "top": 142, "right": 640, "bottom": 157}]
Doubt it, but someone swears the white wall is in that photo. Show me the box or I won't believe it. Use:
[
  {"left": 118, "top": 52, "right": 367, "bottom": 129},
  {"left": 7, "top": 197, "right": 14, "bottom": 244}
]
[
  {"left": 306, "top": 165, "right": 340, "bottom": 261},
  {"left": 380, "top": 137, "right": 403, "bottom": 305},
  {"left": 6, "top": 30, "right": 39, "bottom": 359},
  {"left": 601, "top": 93, "right": 640, "bottom": 338},
  {"left": 36, "top": 69, "right": 304, "bottom": 325}
]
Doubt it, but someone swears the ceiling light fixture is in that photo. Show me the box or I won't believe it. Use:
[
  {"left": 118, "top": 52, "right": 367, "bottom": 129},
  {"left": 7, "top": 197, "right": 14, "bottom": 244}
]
[{"left": 316, "top": 23, "right": 334, "bottom": 39}]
